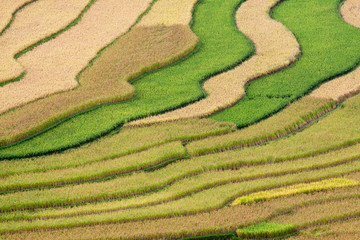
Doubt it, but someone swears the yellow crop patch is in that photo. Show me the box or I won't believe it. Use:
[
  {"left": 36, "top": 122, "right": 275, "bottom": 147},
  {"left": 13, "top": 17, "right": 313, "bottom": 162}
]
[{"left": 231, "top": 178, "right": 359, "bottom": 206}]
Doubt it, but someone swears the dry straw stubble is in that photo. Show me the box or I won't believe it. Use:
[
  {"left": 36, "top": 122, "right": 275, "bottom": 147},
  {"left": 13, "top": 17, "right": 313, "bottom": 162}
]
[
  {"left": 0, "top": 0, "right": 33, "bottom": 34},
  {"left": 0, "top": 0, "right": 153, "bottom": 115},
  {"left": 0, "top": 0, "right": 200, "bottom": 147},
  {"left": 0, "top": 0, "right": 91, "bottom": 85}
]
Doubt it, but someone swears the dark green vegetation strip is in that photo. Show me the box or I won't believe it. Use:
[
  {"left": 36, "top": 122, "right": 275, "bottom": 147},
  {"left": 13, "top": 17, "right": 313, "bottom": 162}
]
[
  {"left": 0, "top": 0, "right": 96, "bottom": 87},
  {"left": 0, "top": 0, "right": 253, "bottom": 157},
  {"left": 236, "top": 222, "right": 296, "bottom": 239},
  {"left": 210, "top": 0, "right": 360, "bottom": 126}
]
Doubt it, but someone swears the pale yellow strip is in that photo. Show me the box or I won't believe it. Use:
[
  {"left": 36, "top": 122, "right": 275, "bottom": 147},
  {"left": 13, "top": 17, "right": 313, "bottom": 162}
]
[
  {"left": 231, "top": 178, "right": 359, "bottom": 206},
  {"left": 310, "top": 0, "right": 360, "bottom": 102},
  {"left": 0, "top": 0, "right": 90, "bottom": 84},
  {"left": 0, "top": 0, "right": 152, "bottom": 114},
  {"left": 128, "top": 0, "right": 300, "bottom": 126}
]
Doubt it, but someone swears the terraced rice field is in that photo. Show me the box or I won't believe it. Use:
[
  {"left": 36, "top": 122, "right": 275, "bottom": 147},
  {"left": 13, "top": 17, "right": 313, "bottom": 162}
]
[{"left": 0, "top": 0, "right": 360, "bottom": 239}]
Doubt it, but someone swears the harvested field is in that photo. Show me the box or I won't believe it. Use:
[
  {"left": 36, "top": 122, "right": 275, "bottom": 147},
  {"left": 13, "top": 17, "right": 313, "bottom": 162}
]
[
  {"left": 0, "top": 0, "right": 253, "bottom": 154},
  {"left": 0, "top": 24, "right": 198, "bottom": 147},
  {"left": 0, "top": 0, "right": 33, "bottom": 34},
  {"left": 129, "top": 0, "right": 300, "bottom": 126},
  {"left": 0, "top": 0, "right": 91, "bottom": 86},
  {"left": 0, "top": 0, "right": 152, "bottom": 115}
]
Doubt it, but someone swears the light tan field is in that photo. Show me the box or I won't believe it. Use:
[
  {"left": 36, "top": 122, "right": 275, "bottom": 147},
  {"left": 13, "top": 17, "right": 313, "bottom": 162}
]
[
  {"left": 0, "top": 0, "right": 33, "bottom": 34},
  {"left": 0, "top": 0, "right": 90, "bottom": 85},
  {"left": 0, "top": 0, "right": 200, "bottom": 147},
  {"left": 0, "top": 27, "right": 198, "bottom": 147},
  {"left": 129, "top": 0, "right": 300, "bottom": 126},
  {"left": 310, "top": 0, "right": 360, "bottom": 101},
  {"left": 0, "top": 0, "right": 152, "bottom": 115}
]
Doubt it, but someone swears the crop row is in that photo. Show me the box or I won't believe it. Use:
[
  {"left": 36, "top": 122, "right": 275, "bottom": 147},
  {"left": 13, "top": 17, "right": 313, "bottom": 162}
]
[
  {"left": 1, "top": 92, "right": 360, "bottom": 208},
  {"left": 0, "top": 0, "right": 253, "bottom": 157},
  {"left": 0, "top": 119, "right": 234, "bottom": 174},
  {"left": 128, "top": 0, "right": 300, "bottom": 127},
  {"left": 187, "top": 96, "right": 336, "bottom": 156},
  {"left": 1, "top": 136, "right": 360, "bottom": 202},
  {"left": 0, "top": 163, "right": 360, "bottom": 232},
  {"left": 0, "top": 0, "right": 201, "bottom": 148},
  {"left": 2, "top": 178, "right": 359, "bottom": 239},
  {"left": 0, "top": 142, "right": 359, "bottom": 216},
  {"left": 0, "top": 142, "right": 187, "bottom": 192}
]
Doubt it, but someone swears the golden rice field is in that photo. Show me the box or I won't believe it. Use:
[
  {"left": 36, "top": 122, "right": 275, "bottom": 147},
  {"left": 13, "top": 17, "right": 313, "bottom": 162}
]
[{"left": 0, "top": 0, "right": 360, "bottom": 239}]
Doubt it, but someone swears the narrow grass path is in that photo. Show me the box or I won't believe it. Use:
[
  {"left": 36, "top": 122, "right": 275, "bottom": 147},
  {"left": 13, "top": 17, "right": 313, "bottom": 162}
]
[
  {"left": 0, "top": 0, "right": 253, "bottom": 157},
  {"left": 210, "top": 0, "right": 360, "bottom": 127}
]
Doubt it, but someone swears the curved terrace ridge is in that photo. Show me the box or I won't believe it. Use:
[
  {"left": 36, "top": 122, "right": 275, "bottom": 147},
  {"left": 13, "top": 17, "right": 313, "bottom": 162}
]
[
  {"left": 0, "top": 0, "right": 152, "bottom": 115},
  {"left": 128, "top": 0, "right": 300, "bottom": 126},
  {"left": 0, "top": 0, "right": 253, "bottom": 155},
  {"left": 0, "top": 0, "right": 200, "bottom": 149}
]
